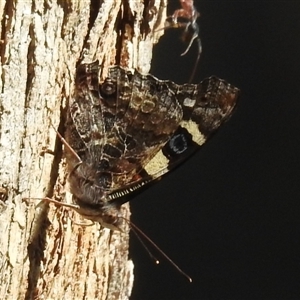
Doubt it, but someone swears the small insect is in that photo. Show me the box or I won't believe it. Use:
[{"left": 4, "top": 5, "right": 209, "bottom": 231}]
[
  {"left": 162, "top": 0, "right": 201, "bottom": 82},
  {"left": 28, "top": 60, "right": 239, "bottom": 280}
]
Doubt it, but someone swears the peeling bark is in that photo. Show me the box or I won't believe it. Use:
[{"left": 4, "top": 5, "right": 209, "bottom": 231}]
[{"left": 0, "top": 0, "right": 166, "bottom": 299}]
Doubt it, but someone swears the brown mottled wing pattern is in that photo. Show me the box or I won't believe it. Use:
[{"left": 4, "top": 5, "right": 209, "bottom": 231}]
[
  {"left": 66, "top": 61, "right": 239, "bottom": 203},
  {"left": 102, "top": 67, "right": 183, "bottom": 176},
  {"left": 116, "top": 76, "right": 239, "bottom": 184},
  {"left": 66, "top": 61, "right": 183, "bottom": 192},
  {"left": 142, "top": 77, "right": 239, "bottom": 179}
]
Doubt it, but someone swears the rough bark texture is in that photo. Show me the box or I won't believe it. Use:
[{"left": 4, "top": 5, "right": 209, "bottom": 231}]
[{"left": 0, "top": 0, "right": 166, "bottom": 299}]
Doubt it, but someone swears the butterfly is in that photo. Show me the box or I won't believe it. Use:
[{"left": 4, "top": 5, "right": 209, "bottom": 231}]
[{"left": 45, "top": 60, "right": 239, "bottom": 232}]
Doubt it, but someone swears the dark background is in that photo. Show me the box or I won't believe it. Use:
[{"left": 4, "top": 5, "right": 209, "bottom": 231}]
[{"left": 130, "top": 1, "right": 300, "bottom": 300}]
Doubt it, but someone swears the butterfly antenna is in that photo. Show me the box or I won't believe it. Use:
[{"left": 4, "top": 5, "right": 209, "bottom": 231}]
[
  {"left": 123, "top": 218, "right": 192, "bottom": 282},
  {"left": 49, "top": 123, "right": 82, "bottom": 165},
  {"left": 130, "top": 223, "right": 160, "bottom": 265}
]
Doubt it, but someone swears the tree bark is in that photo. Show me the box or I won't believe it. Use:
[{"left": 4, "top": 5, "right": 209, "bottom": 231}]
[{"left": 0, "top": 0, "right": 166, "bottom": 299}]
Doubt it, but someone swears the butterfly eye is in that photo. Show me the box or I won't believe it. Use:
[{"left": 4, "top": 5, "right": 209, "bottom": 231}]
[
  {"left": 102, "top": 210, "right": 119, "bottom": 225},
  {"left": 101, "top": 79, "right": 116, "bottom": 96}
]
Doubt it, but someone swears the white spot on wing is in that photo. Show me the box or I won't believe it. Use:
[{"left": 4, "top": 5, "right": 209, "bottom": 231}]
[{"left": 183, "top": 97, "right": 196, "bottom": 107}]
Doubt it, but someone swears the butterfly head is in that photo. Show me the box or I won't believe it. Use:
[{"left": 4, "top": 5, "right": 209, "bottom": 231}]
[{"left": 98, "top": 204, "right": 123, "bottom": 231}]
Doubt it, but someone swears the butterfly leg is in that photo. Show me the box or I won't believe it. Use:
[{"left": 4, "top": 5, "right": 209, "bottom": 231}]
[
  {"left": 50, "top": 124, "right": 82, "bottom": 165},
  {"left": 23, "top": 197, "right": 81, "bottom": 210}
]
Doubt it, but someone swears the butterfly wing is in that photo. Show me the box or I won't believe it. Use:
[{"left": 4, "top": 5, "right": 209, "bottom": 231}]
[{"left": 66, "top": 61, "right": 239, "bottom": 205}]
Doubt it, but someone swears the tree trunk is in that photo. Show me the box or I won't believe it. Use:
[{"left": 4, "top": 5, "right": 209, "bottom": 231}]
[{"left": 0, "top": 0, "right": 166, "bottom": 299}]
